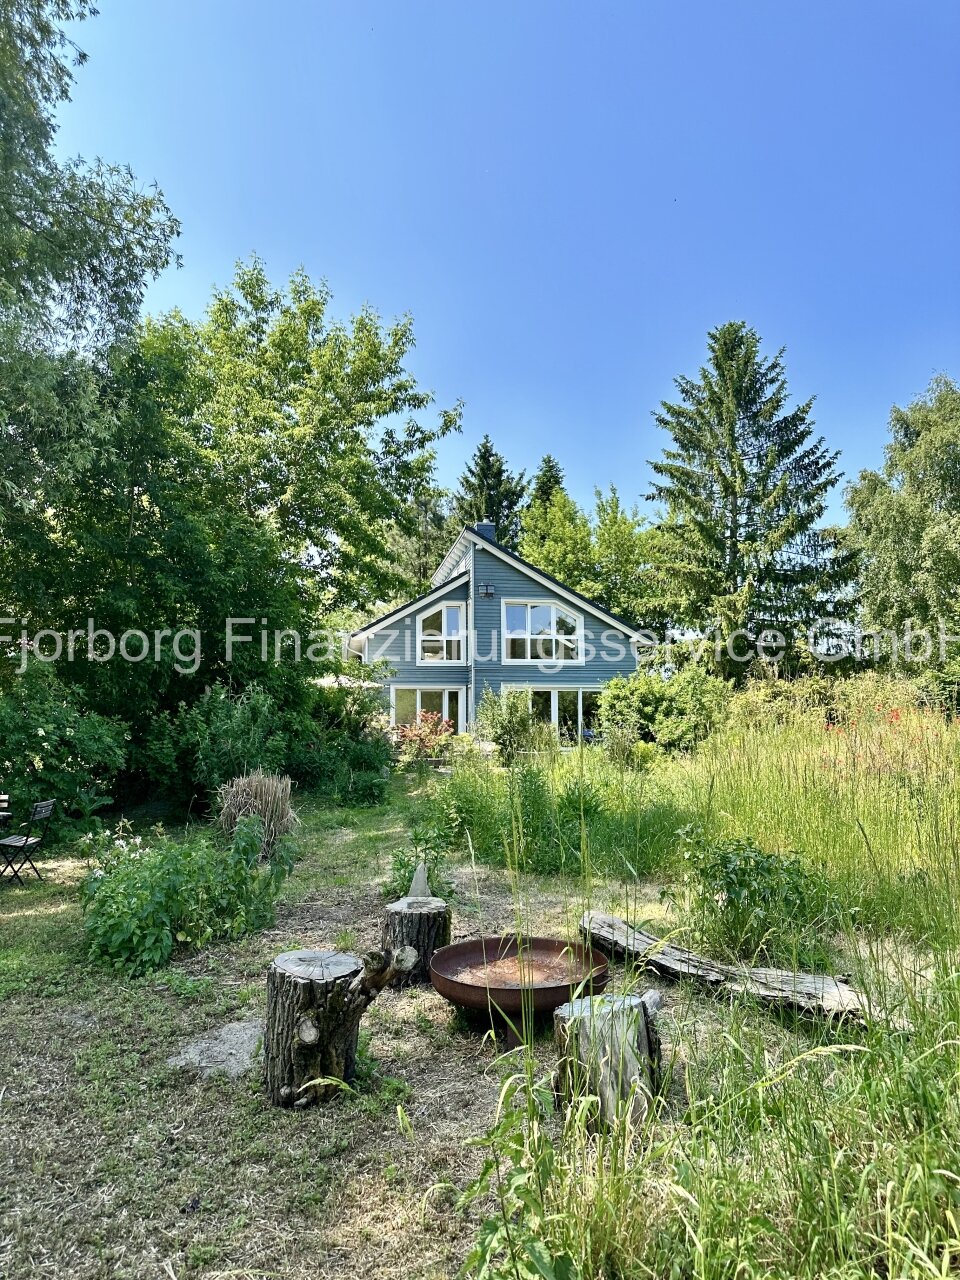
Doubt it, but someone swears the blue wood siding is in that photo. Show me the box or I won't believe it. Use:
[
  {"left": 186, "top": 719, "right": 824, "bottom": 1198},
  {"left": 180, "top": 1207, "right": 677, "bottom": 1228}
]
[
  {"left": 364, "top": 578, "right": 470, "bottom": 687},
  {"left": 469, "top": 545, "right": 637, "bottom": 711}
]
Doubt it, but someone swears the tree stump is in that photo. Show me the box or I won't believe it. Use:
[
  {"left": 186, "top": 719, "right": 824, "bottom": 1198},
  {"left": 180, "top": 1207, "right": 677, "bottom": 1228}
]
[
  {"left": 382, "top": 895, "right": 451, "bottom": 985},
  {"left": 554, "top": 991, "right": 662, "bottom": 1129},
  {"left": 265, "top": 946, "right": 416, "bottom": 1107}
]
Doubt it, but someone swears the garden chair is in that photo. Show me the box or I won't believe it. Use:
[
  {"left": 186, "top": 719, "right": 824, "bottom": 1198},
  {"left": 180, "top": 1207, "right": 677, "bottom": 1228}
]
[{"left": 0, "top": 800, "right": 55, "bottom": 885}]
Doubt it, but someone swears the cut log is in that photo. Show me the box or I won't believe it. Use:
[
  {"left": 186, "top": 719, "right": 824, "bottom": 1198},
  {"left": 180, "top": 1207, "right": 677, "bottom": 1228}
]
[
  {"left": 554, "top": 991, "right": 662, "bottom": 1128},
  {"left": 581, "top": 912, "right": 868, "bottom": 1022},
  {"left": 382, "top": 895, "right": 451, "bottom": 985},
  {"left": 264, "top": 946, "right": 416, "bottom": 1107}
]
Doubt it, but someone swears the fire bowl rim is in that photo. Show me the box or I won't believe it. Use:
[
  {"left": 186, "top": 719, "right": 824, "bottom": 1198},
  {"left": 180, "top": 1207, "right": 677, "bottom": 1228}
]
[{"left": 429, "top": 933, "right": 609, "bottom": 1016}]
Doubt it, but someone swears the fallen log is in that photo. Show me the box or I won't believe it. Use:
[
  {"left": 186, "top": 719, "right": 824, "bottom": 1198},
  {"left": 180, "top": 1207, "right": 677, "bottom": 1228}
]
[
  {"left": 265, "top": 945, "right": 416, "bottom": 1107},
  {"left": 554, "top": 991, "right": 662, "bottom": 1128},
  {"left": 581, "top": 912, "right": 867, "bottom": 1022}
]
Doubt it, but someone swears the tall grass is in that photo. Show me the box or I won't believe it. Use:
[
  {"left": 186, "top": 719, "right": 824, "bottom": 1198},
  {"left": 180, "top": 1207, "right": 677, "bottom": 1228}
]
[
  {"left": 678, "top": 702, "right": 960, "bottom": 941},
  {"left": 452, "top": 687, "right": 960, "bottom": 1278},
  {"left": 433, "top": 748, "right": 689, "bottom": 880}
]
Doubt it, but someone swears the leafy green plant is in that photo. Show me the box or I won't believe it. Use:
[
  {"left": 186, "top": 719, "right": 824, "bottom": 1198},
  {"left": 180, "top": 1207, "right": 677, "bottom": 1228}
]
[
  {"left": 383, "top": 824, "right": 454, "bottom": 901},
  {"left": 80, "top": 815, "right": 292, "bottom": 974},
  {"left": 0, "top": 662, "right": 127, "bottom": 835},
  {"left": 141, "top": 682, "right": 287, "bottom": 801},
  {"left": 673, "top": 825, "right": 843, "bottom": 966},
  {"left": 599, "top": 665, "right": 730, "bottom": 752},
  {"left": 475, "top": 687, "right": 539, "bottom": 765}
]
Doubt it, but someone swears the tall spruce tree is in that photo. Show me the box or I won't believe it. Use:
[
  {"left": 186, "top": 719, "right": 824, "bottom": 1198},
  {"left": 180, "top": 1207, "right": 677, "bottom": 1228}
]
[
  {"left": 650, "top": 321, "right": 847, "bottom": 654},
  {"left": 528, "top": 454, "right": 565, "bottom": 508},
  {"left": 450, "top": 434, "right": 527, "bottom": 549}
]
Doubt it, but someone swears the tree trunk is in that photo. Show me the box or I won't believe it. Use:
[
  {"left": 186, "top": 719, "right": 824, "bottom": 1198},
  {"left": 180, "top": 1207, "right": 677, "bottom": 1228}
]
[
  {"left": 264, "top": 946, "right": 416, "bottom": 1107},
  {"left": 382, "top": 895, "right": 451, "bottom": 985},
  {"left": 554, "top": 992, "right": 662, "bottom": 1129},
  {"left": 581, "top": 911, "right": 869, "bottom": 1022}
]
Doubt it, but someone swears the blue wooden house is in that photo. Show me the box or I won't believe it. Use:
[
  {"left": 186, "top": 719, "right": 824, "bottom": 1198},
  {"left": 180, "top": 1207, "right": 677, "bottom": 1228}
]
[{"left": 348, "top": 519, "right": 641, "bottom": 739}]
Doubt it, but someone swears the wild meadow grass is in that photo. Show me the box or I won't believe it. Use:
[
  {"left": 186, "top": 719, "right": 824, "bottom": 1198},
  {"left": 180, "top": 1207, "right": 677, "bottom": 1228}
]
[{"left": 448, "top": 692, "right": 960, "bottom": 1279}]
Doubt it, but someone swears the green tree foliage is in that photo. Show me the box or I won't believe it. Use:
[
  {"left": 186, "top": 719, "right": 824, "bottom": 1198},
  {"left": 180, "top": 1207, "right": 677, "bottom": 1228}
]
[
  {"left": 591, "top": 488, "right": 663, "bottom": 629},
  {"left": 846, "top": 376, "right": 960, "bottom": 637},
  {"left": 2, "top": 262, "right": 458, "bottom": 733},
  {"left": 450, "top": 434, "right": 527, "bottom": 549},
  {"left": 386, "top": 451, "right": 451, "bottom": 593},
  {"left": 519, "top": 484, "right": 663, "bottom": 629},
  {"left": 528, "top": 454, "right": 565, "bottom": 508},
  {"left": 650, "top": 322, "right": 848, "bottom": 655},
  {"left": 0, "top": 0, "right": 179, "bottom": 338},
  {"left": 0, "top": 2, "right": 179, "bottom": 535},
  {"left": 519, "top": 487, "right": 595, "bottom": 592}
]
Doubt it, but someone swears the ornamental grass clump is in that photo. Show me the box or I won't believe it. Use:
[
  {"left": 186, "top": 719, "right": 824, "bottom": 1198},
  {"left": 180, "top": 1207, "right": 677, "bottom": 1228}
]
[{"left": 215, "top": 768, "right": 298, "bottom": 862}]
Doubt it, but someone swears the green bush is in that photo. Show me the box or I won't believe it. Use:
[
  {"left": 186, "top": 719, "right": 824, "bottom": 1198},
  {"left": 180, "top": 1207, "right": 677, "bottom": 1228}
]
[
  {"left": 674, "top": 825, "right": 843, "bottom": 967},
  {"left": 80, "top": 815, "right": 292, "bottom": 973},
  {"left": 0, "top": 663, "right": 127, "bottom": 834},
  {"left": 286, "top": 729, "right": 391, "bottom": 805},
  {"left": 140, "top": 682, "right": 287, "bottom": 801},
  {"left": 475, "top": 687, "right": 539, "bottom": 765},
  {"left": 599, "top": 665, "right": 730, "bottom": 751}
]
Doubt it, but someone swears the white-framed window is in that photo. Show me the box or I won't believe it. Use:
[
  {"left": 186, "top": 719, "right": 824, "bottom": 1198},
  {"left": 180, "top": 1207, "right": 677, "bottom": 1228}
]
[
  {"left": 519, "top": 687, "right": 601, "bottom": 742},
  {"left": 417, "top": 602, "right": 466, "bottom": 664},
  {"left": 502, "top": 601, "right": 583, "bottom": 664},
  {"left": 391, "top": 686, "right": 464, "bottom": 733}
]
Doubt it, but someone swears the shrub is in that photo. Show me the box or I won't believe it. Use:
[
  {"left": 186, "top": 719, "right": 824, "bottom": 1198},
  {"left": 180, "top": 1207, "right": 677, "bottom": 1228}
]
[
  {"left": 673, "top": 825, "right": 843, "bottom": 967},
  {"left": 0, "top": 663, "right": 127, "bottom": 834},
  {"left": 80, "top": 815, "right": 290, "bottom": 974},
  {"left": 476, "top": 687, "right": 539, "bottom": 765},
  {"left": 383, "top": 824, "right": 454, "bottom": 901},
  {"left": 599, "top": 665, "right": 729, "bottom": 752},
  {"left": 141, "top": 682, "right": 286, "bottom": 801},
  {"left": 286, "top": 729, "right": 391, "bottom": 805},
  {"left": 215, "top": 769, "right": 298, "bottom": 861},
  {"left": 397, "top": 711, "right": 454, "bottom": 765}
]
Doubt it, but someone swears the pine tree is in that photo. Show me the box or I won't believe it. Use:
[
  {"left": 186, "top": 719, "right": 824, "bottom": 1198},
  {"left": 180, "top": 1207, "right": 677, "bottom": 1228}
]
[
  {"left": 450, "top": 435, "right": 527, "bottom": 549},
  {"left": 650, "top": 322, "right": 846, "bottom": 652},
  {"left": 528, "top": 454, "right": 565, "bottom": 509}
]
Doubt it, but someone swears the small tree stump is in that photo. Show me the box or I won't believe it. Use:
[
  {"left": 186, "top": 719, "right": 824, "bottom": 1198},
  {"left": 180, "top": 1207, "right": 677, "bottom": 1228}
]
[
  {"left": 554, "top": 991, "right": 662, "bottom": 1129},
  {"left": 382, "top": 895, "right": 451, "bottom": 984},
  {"left": 265, "top": 946, "right": 416, "bottom": 1107}
]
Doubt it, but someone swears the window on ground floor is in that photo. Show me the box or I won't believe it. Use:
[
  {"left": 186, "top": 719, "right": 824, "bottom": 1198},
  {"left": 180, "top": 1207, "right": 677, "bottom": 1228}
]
[
  {"left": 392, "top": 687, "right": 463, "bottom": 733},
  {"left": 519, "top": 688, "right": 602, "bottom": 743}
]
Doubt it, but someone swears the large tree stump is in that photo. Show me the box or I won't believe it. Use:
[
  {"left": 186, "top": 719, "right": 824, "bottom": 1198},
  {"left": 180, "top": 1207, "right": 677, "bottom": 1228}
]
[
  {"left": 554, "top": 991, "right": 662, "bottom": 1129},
  {"left": 382, "top": 895, "right": 451, "bottom": 985},
  {"left": 265, "top": 946, "right": 416, "bottom": 1107}
]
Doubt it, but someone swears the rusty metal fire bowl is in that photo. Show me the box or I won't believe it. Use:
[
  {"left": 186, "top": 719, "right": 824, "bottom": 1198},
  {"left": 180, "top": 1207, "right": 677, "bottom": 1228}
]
[{"left": 429, "top": 934, "right": 609, "bottom": 1017}]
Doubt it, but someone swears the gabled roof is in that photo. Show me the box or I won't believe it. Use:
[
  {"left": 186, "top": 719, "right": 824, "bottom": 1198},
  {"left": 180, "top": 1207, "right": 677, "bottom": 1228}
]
[
  {"left": 435, "top": 525, "right": 645, "bottom": 639},
  {"left": 348, "top": 571, "right": 469, "bottom": 650}
]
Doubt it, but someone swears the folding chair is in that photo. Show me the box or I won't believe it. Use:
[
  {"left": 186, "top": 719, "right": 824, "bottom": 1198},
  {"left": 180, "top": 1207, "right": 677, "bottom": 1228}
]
[{"left": 0, "top": 800, "right": 55, "bottom": 885}]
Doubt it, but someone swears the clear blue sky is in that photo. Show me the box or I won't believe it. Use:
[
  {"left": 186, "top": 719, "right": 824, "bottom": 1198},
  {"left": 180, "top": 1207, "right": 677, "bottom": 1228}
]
[{"left": 58, "top": 1, "right": 960, "bottom": 522}]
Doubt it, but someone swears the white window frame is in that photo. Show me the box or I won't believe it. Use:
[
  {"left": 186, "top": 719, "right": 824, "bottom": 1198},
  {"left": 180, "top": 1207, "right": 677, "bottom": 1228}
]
[
  {"left": 416, "top": 601, "right": 466, "bottom": 666},
  {"left": 390, "top": 686, "right": 466, "bottom": 734},
  {"left": 505, "top": 685, "right": 602, "bottom": 738},
  {"left": 501, "top": 600, "right": 585, "bottom": 666}
]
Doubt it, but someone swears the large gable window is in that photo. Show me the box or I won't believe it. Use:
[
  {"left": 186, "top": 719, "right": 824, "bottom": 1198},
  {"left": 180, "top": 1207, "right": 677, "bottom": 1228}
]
[
  {"left": 417, "top": 603, "right": 465, "bottom": 663},
  {"left": 503, "top": 601, "right": 582, "bottom": 663}
]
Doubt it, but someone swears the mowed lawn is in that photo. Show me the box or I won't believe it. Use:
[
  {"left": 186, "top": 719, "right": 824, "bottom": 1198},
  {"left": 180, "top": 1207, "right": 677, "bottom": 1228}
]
[{"left": 0, "top": 782, "right": 644, "bottom": 1280}]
